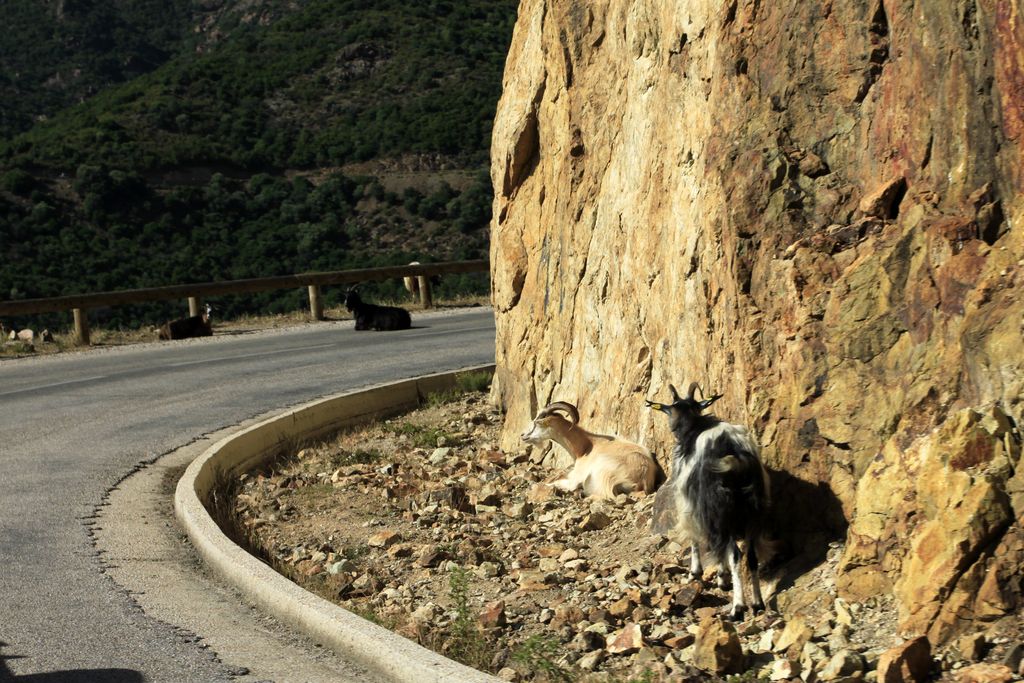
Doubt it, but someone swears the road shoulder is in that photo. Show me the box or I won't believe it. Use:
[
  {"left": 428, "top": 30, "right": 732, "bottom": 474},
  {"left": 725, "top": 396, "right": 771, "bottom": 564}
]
[{"left": 93, "top": 420, "right": 375, "bottom": 683}]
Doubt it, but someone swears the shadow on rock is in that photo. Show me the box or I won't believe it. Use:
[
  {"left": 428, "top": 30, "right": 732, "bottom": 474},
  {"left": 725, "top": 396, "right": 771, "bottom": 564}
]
[{"left": 762, "top": 468, "right": 848, "bottom": 594}]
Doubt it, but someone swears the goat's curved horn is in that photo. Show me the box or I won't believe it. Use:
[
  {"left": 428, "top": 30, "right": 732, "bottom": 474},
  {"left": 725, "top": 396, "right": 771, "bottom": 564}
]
[
  {"left": 687, "top": 382, "right": 703, "bottom": 400},
  {"left": 669, "top": 384, "right": 681, "bottom": 401},
  {"left": 538, "top": 401, "right": 580, "bottom": 424}
]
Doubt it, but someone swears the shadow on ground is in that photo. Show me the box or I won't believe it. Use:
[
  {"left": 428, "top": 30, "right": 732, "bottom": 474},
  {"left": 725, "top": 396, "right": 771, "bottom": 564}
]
[{"left": 0, "top": 642, "right": 144, "bottom": 683}]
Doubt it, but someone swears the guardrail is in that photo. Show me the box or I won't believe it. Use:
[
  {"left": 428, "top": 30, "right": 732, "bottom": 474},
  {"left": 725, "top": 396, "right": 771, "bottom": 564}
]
[{"left": 0, "top": 259, "right": 488, "bottom": 345}]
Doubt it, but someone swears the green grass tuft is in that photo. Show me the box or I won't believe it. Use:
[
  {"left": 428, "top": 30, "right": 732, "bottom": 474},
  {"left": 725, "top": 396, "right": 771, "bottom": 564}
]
[
  {"left": 444, "top": 564, "right": 490, "bottom": 669},
  {"left": 387, "top": 421, "right": 457, "bottom": 449},
  {"left": 329, "top": 448, "right": 382, "bottom": 467},
  {"left": 511, "top": 634, "right": 574, "bottom": 683},
  {"left": 455, "top": 369, "right": 492, "bottom": 393}
]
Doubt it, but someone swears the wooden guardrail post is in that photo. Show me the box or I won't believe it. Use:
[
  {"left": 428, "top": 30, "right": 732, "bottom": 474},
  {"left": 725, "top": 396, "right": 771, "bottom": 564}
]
[
  {"left": 308, "top": 285, "right": 324, "bottom": 320},
  {"left": 188, "top": 297, "right": 201, "bottom": 317},
  {"left": 73, "top": 308, "right": 90, "bottom": 346},
  {"left": 417, "top": 276, "right": 433, "bottom": 309}
]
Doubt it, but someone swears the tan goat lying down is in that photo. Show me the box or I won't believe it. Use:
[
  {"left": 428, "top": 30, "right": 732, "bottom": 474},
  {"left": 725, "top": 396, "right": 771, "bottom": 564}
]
[{"left": 521, "top": 401, "right": 660, "bottom": 500}]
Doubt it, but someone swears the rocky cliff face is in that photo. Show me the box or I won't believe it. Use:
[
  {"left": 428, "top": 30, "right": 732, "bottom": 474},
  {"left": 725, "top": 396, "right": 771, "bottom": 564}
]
[{"left": 490, "top": 0, "right": 1023, "bottom": 646}]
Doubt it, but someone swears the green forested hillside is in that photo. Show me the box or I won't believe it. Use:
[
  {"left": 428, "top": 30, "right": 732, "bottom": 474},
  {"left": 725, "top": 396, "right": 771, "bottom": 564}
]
[
  {"left": 0, "top": 0, "right": 194, "bottom": 139},
  {"left": 0, "top": 0, "right": 515, "bottom": 328}
]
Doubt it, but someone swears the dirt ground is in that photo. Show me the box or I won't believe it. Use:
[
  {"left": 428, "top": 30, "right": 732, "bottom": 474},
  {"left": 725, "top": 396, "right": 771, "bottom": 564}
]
[{"left": 229, "top": 387, "right": 1024, "bottom": 682}]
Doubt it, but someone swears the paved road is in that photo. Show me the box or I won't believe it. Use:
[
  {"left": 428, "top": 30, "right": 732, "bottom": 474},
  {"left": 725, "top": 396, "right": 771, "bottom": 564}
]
[{"left": 0, "top": 309, "right": 495, "bottom": 682}]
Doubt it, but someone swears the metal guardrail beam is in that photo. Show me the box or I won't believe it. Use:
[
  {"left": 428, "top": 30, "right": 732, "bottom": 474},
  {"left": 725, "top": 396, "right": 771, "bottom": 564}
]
[{"left": 0, "top": 260, "right": 489, "bottom": 317}]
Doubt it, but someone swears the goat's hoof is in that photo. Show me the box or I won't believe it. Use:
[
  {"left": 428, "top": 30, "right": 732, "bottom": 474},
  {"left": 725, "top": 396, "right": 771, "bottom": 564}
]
[
  {"left": 716, "top": 576, "right": 729, "bottom": 590},
  {"left": 727, "top": 605, "right": 747, "bottom": 621},
  {"left": 752, "top": 601, "right": 766, "bottom": 614}
]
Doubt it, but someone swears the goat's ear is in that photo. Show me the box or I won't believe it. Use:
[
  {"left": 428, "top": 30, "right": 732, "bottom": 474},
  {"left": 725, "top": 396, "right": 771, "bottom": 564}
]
[{"left": 699, "top": 394, "right": 723, "bottom": 410}]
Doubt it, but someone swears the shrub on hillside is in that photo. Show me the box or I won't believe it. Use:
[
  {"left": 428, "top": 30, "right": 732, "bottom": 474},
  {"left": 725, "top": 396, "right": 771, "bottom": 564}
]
[{"left": 1, "top": 169, "right": 34, "bottom": 195}]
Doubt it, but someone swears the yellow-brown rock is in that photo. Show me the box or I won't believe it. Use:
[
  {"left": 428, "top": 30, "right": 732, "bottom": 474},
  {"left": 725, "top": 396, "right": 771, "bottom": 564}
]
[
  {"left": 489, "top": 0, "right": 1024, "bottom": 646},
  {"left": 954, "top": 663, "right": 1016, "bottom": 683},
  {"left": 838, "top": 406, "right": 1018, "bottom": 641},
  {"left": 692, "top": 615, "right": 744, "bottom": 675},
  {"left": 773, "top": 616, "right": 814, "bottom": 660},
  {"left": 876, "top": 636, "right": 932, "bottom": 683}
]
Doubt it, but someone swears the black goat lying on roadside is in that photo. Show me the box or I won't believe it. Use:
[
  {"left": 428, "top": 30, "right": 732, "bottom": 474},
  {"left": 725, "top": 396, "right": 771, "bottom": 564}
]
[
  {"left": 646, "top": 382, "right": 770, "bottom": 619},
  {"left": 344, "top": 288, "right": 411, "bottom": 331},
  {"left": 158, "top": 303, "right": 213, "bottom": 340}
]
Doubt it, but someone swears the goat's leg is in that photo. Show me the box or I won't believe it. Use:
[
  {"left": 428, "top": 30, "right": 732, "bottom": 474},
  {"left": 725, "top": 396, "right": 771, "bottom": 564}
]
[
  {"left": 711, "top": 547, "right": 728, "bottom": 589},
  {"left": 689, "top": 544, "right": 703, "bottom": 578},
  {"left": 551, "top": 470, "right": 581, "bottom": 492},
  {"left": 747, "top": 537, "right": 765, "bottom": 613},
  {"left": 581, "top": 473, "right": 599, "bottom": 498},
  {"left": 726, "top": 541, "right": 747, "bottom": 620}
]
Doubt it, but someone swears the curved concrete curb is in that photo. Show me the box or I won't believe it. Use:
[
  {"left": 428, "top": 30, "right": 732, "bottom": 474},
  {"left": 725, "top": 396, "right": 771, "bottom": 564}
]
[{"left": 174, "top": 365, "right": 501, "bottom": 683}]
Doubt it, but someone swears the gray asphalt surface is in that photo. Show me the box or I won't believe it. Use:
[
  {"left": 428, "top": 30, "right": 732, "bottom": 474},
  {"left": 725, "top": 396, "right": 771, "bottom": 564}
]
[{"left": 0, "top": 308, "right": 495, "bottom": 682}]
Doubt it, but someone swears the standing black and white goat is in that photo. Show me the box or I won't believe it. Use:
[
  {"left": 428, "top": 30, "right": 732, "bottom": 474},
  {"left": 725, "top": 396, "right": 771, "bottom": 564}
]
[
  {"left": 646, "top": 383, "right": 770, "bottom": 619},
  {"left": 344, "top": 288, "right": 411, "bottom": 331}
]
